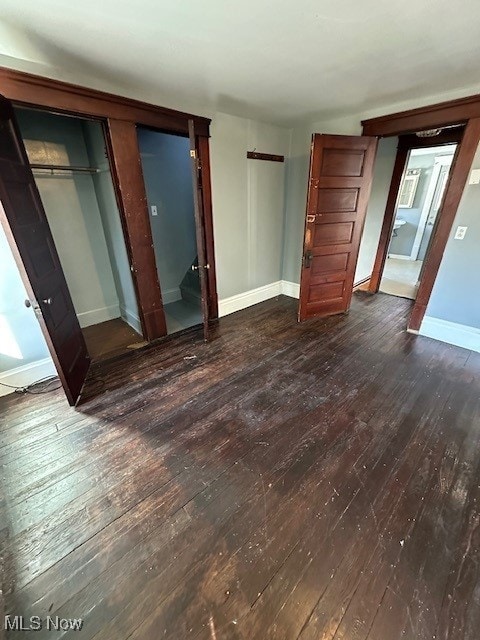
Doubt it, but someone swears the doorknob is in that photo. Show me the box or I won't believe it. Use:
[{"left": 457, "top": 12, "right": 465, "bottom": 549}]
[
  {"left": 25, "top": 298, "right": 41, "bottom": 312},
  {"left": 25, "top": 298, "right": 51, "bottom": 309},
  {"left": 304, "top": 251, "right": 313, "bottom": 268}
]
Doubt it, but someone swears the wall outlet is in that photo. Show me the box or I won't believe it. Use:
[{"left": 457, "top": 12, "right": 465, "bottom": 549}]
[
  {"left": 469, "top": 169, "right": 480, "bottom": 185},
  {"left": 454, "top": 226, "right": 467, "bottom": 240},
  {"left": 151, "top": 205, "right": 158, "bottom": 216}
]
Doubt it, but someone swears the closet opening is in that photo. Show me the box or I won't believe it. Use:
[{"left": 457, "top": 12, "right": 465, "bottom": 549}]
[
  {"left": 137, "top": 126, "right": 203, "bottom": 335},
  {"left": 15, "top": 106, "right": 146, "bottom": 362}
]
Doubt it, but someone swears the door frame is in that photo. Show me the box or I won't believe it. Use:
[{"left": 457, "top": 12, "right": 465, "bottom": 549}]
[
  {"left": 0, "top": 66, "right": 218, "bottom": 341},
  {"left": 362, "top": 106, "right": 478, "bottom": 331},
  {"left": 410, "top": 153, "right": 454, "bottom": 261},
  {"left": 368, "top": 131, "right": 463, "bottom": 294}
]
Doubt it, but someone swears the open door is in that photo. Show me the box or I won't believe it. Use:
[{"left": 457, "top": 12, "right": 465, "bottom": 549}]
[
  {"left": 188, "top": 119, "right": 211, "bottom": 341},
  {"left": 0, "top": 94, "right": 90, "bottom": 405},
  {"left": 298, "top": 134, "right": 378, "bottom": 321}
]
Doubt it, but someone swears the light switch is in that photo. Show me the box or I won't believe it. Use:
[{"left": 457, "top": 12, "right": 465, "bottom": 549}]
[
  {"left": 151, "top": 205, "right": 158, "bottom": 216},
  {"left": 469, "top": 169, "right": 480, "bottom": 185},
  {"left": 454, "top": 226, "right": 467, "bottom": 240}
]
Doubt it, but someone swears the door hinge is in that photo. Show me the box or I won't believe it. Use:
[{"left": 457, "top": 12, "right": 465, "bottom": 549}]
[{"left": 190, "top": 149, "right": 201, "bottom": 171}]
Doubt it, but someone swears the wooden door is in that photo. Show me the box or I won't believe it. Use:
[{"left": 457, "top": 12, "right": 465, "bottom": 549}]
[
  {"left": 0, "top": 95, "right": 90, "bottom": 405},
  {"left": 298, "top": 134, "right": 377, "bottom": 320},
  {"left": 188, "top": 120, "right": 211, "bottom": 341}
]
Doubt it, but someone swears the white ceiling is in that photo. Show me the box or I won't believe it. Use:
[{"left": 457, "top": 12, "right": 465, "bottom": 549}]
[{"left": 1, "top": 0, "right": 480, "bottom": 126}]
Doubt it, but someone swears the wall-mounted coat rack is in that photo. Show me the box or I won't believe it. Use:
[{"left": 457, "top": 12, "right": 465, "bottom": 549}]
[{"left": 247, "top": 151, "right": 284, "bottom": 163}]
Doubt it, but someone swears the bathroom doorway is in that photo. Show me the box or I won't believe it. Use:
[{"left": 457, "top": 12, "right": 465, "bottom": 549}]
[
  {"left": 379, "top": 144, "right": 456, "bottom": 299},
  {"left": 367, "top": 127, "right": 464, "bottom": 303}
]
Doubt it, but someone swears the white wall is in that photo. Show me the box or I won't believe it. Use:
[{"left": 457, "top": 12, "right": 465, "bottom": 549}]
[
  {"left": 420, "top": 143, "right": 480, "bottom": 352},
  {"left": 355, "top": 137, "right": 398, "bottom": 282},
  {"left": 83, "top": 121, "right": 141, "bottom": 332},
  {"left": 0, "top": 224, "right": 55, "bottom": 395},
  {"left": 16, "top": 109, "right": 121, "bottom": 328},
  {"left": 210, "top": 113, "right": 291, "bottom": 301}
]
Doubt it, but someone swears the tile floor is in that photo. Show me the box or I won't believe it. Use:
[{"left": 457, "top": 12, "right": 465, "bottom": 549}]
[
  {"left": 380, "top": 257, "right": 423, "bottom": 299},
  {"left": 164, "top": 299, "right": 203, "bottom": 334}
]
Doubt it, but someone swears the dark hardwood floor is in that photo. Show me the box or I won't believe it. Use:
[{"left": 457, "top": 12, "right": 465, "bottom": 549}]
[
  {"left": 1, "top": 292, "right": 479, "bottom": 639},
  {"left": 82, "top": 318, "right": 147, "bottom": 362}
]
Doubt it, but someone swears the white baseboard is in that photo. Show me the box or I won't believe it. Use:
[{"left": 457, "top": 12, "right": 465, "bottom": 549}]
[
  {"left": 281, "top": 280, "right": 300, "bottom": 299},
  {"left": 388, "top": 254, "right": 413, "bottom": 260},
  {"left": 120, "top": 304, "right": 142, "bottom": 334},
  {"left": 162, "top": 287, "right": 182, "bottom": 305},
  {"left": 77, "top": 304, "right": 120, "bottom": 328},
  {"left": 219, "top": 281, "right": 282, "bottom": 317},
  {"left": 420, "top": 316, "right": 480, "bottom": 353},
  {"left": 218, "top": 280, "right": 300, "bottom": 317},
  {"left": 0, "top": 357, "right": 57, "bottom": 398}
]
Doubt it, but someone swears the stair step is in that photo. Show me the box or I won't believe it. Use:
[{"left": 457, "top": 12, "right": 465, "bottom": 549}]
[{"left": 180, "top": 284, "right": 202, "bottom": 304}]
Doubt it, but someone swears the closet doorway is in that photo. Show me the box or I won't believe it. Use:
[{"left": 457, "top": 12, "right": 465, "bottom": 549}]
[
  {"left": 137, "top": 126, "right": 204, "bottom": 335},
  {"left": 15, "top": 107, "right": 146, "bottom": 361},
  {"left": 0, "top": 72, "right": 217, "bottom": 405}
]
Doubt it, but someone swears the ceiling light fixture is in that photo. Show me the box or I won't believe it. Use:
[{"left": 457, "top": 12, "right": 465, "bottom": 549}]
[{"left": 416, "top": 128, "right": 442, "bottom": 138}]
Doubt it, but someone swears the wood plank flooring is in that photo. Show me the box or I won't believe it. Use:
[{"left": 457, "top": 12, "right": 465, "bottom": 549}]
[
  {"left": 82, "top": 318, "right": 147, "bottom": 362},
  {"left": 1, "top": 292, "right": 479, "bottom": 639}
]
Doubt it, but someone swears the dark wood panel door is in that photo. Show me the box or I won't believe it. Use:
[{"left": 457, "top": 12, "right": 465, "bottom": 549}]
[
  {"left": 188, "top": 120, "right": 211, "bottom": 341},
  {"left": 106, "top": 119, "right": 167, "bottom": 340},
  {"left": 0, "top": 94, "right": 90, "bottom": 405},
  {"left": 299, "top": 134, "right": 377, "bottom": 321}
]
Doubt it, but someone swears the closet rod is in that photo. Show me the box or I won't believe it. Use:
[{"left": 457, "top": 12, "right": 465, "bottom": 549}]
[{"left": 30, "top": 163, "right": 100, "bottom": 174}]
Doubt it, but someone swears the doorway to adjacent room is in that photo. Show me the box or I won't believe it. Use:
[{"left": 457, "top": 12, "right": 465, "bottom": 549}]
[{"left": 379, "top": 144, "right": 456, "bottom": 300}]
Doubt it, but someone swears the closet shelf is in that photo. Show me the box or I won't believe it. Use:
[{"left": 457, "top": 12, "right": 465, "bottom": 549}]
[{"left": 30, "top": 163, "right": 100, "bottom": 174}]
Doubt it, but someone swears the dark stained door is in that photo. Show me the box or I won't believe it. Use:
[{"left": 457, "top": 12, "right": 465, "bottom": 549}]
[
  {"left": 299, "top": 134, "right": 378, "bottom": 321},
  {"left": 188, "top": 119, "right": 211, "bottom": 341},
  {"left": 0, "top": 94, "right": 90, "bottom": 405}
]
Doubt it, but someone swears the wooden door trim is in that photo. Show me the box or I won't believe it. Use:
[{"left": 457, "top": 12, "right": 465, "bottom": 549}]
[
  {"left": 361, "top": 93, "right": 480, "bottom": 137},
  {"left": 368, "top": 129, "right": 464, "bottom": 294},
  {"left": 0, "top": 66, "right": 219, "bottom": 342},
  {"left": 408, "top": 117, "right": 480, "bottom": 330},
  {"left": 0, "top": 66, "right": 210, "bottom": 136},
  {"left": 197, "top": 135, "right": 218, "bottom": 319},
  {"left": 395, "top": 128, "right": 465, "bottom": 150},
  {"left": 105, "top": 119, "right": 168, "bottom": 340},
  {"left": 362, "top": 95, "right": 480, "bottom": 332},
  {"left": 188, "top": 119, "right": 210, "bottom": 340}
]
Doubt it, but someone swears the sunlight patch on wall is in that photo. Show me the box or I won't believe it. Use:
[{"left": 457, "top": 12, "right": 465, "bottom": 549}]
[{"left": 0, "top": 314, "right": 23, "bottom": 360}]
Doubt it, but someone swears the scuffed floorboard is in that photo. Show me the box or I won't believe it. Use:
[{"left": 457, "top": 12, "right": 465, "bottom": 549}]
[{"left": 1, "top": 293, "right": 479, "bottom": 639}]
